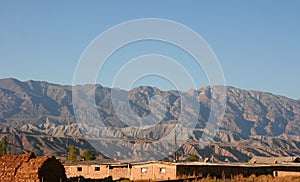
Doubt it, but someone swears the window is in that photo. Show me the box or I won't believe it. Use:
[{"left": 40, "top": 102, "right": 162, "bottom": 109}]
[
  {"left": 160, "top": 167, "right": 166, "bottom": 173},
  {"left": 95, "top": 167, "right": 100, "bottom": 171},
  {"left": 77, "top": 167, "right": 82, "bottom": 172},
  {"left": 141, "top": 167, "right": 147, "bottom": 173}
]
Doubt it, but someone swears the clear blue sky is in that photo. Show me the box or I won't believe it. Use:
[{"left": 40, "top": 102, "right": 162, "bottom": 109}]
[{"left": 0, "top": 1, "right": 299, "bottom": 99}]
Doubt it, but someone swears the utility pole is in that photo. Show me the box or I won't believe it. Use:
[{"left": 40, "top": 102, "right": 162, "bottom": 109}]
[
  {"left": 66, "top": 119, "right": 70, "bottom": 161},
  {"left": 174, "top": 129, "right": 178, "bottom": 162}
]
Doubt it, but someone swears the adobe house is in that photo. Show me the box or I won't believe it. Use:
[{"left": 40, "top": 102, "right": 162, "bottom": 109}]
[
  {"left": 131, "top": 162, "right": 275, "bottom": 180},
  {"left": 64, "top": 160, "right": 300, "bottom": 181},
  {"left": 64, "top": 161, "right": 175, "bottom": 181},
  {"left": 0, "top": 153, "right": 67, "bottom": 182},
  {"left": 64, "top": 161, "right": 131, "bottom": 180},
  {"left": 65, "top": 161, "right": 178, "bottom": 180},
  {"left": 248, "top": 156, "right": 300, "bottom": 177},
  {"left": 130, "top": 162, "right": 177, "bottom": 181}
]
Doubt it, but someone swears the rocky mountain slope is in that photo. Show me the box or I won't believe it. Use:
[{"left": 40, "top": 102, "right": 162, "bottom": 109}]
[{"left": 0, "top": 78, "right": 300, "bottom": 162}]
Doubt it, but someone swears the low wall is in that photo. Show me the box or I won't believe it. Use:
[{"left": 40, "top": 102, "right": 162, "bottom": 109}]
[{"left": 275, "top": 171, "right": 300, "bottom": 177}]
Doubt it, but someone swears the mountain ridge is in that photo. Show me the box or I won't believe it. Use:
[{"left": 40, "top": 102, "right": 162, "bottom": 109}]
[
  {"left": 3, "top": 77, "right": 297, "bottom": 100},
  {"left": 0, "top": 77, "right": 300, "bottom": 162}
]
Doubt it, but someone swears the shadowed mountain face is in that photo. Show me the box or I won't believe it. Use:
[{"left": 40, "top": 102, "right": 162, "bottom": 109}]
[{"left": 0, "top": 78, "right": 300, "bottom": 161}]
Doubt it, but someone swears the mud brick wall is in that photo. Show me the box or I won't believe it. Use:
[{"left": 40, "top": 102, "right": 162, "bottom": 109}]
[
  {"left": 276, "top": 171, "right": 300, "bottom": 177},
  {"left": 65, "top": 164, "right": 109, "bottom": 179},
  {"left": 0, "top": 153, "right": 66, "bottom": 182},
  {"left": 108, "top": 166, "right": 129, "bottom": 180},
  {"left": 0, "top": 153, "right": 34, "bottom": 181},
  {"left": 131, "top": 163, "right": 176, "bottom": 181}
]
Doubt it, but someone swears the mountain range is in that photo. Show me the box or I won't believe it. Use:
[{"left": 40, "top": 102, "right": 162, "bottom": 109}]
[{"left": 0, "top": 78, "right": 300, "bottom": 162}]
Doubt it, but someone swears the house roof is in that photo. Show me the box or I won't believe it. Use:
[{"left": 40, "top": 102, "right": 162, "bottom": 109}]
[{"left": 248, "top": 156, "right": 300, "bottom": 164}]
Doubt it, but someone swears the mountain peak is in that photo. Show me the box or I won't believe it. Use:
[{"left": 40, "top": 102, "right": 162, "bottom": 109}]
[{"left": 0, "top": 78, "right": 300, "bottom": 161}]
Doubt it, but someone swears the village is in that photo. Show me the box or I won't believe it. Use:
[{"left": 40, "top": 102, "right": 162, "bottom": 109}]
[
  {"left": 0, "top": 137, "right": 300, "bottom": 182},
  {"left": 64, "top": 157, "right": 300, "bottom": 181},
  {"left": 1, "top": 151, "right": 300, "bottom": 182}
]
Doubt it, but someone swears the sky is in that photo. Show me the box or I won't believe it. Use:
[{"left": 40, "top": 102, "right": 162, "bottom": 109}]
[{"left": 0, "top": 1, "right": 299, "bottom": 99}]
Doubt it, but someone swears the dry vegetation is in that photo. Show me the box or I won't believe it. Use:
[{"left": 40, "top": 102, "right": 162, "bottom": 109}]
[{"left": 189, "top": 174, "right": 300, "bottom": 182}]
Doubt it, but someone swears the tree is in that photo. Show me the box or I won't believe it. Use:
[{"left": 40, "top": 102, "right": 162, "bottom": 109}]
[
  {"left": 187, "top": 154, "right": 199, "bottom": 162},
  {"left": 0, "top": 136, "right": 8, "bottom": 155},
  {"left": 68, "top": 145, "right": 78, "bottom": 161},
  {"left": 81, "top": 149, "right": 96, "bottom": 161}
]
